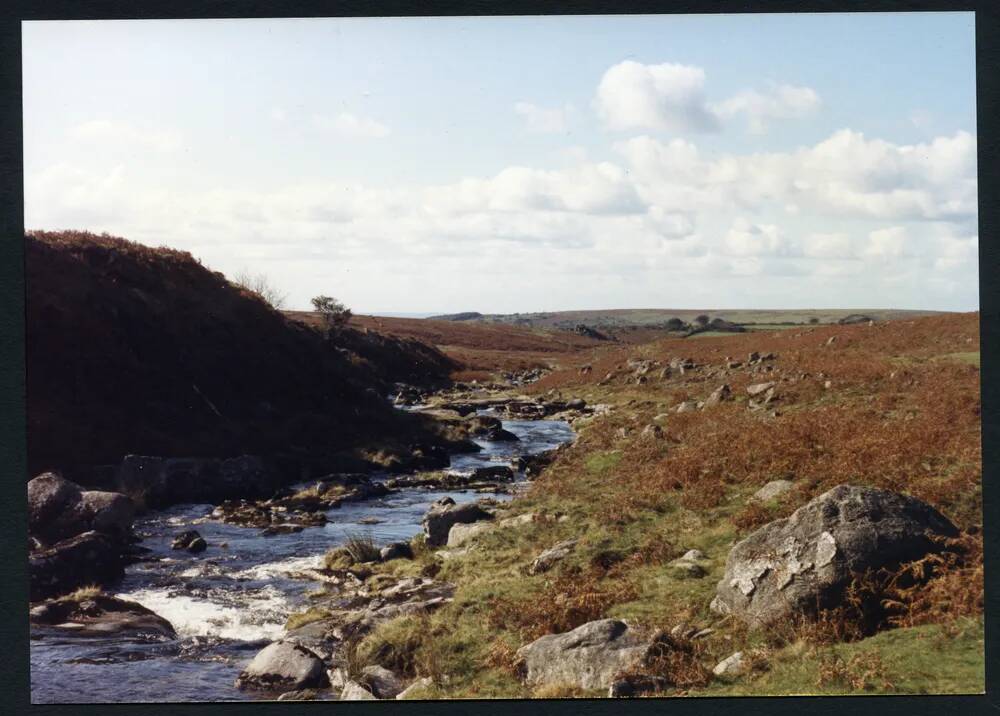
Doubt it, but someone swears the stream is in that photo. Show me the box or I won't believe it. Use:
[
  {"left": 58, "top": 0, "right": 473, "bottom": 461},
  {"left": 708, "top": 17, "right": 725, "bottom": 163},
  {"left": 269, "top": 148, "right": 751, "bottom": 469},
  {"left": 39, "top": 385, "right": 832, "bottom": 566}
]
[{"left": 30, "top": 412, "right": 574, "bottom": 703}]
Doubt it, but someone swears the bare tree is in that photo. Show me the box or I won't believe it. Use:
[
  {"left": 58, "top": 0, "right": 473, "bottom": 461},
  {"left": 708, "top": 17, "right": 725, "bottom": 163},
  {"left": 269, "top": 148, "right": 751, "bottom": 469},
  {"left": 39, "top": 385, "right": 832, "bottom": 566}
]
[{"left": 233, "top": 269, "right": 288, "bottom": 310}]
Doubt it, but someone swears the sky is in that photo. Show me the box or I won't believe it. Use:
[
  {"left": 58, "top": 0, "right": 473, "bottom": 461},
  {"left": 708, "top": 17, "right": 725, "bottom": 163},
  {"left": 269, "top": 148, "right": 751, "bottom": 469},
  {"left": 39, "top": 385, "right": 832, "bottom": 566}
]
[{"left": 22, "top": 13, "right": 978, "bottom": 313}]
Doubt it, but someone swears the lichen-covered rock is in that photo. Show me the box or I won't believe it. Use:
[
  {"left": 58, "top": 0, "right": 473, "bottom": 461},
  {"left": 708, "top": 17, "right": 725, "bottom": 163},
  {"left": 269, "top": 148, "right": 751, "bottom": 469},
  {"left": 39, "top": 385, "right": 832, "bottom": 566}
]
[
  {"left": 447, "top": 521, "right": 492, "bottom": 548},
  {"left": 528, "top": 539, "right": 578, "bottom": 575},
  {"left": 713, "top": 484, "right": 958, "bottom": 626},
  {"left": 421, "top": 497, "right": 493, "bottom": 547},
  {"left": 361, "top": 665, "right": 405, "bottom": 699},
  {"left": 713, "top": 651, "right": 746, "bottom": 678},
  {"left": 235, "top": 640, "right": 329, "bottom": 692},
  {"left": 516, "top": 619, "right": 662, "bottom": 691},
  {"left": 341, "top": 680, "right": 377, "bottom": 700},
  {"left": 751, "top": 479, "right": 794, "bottom": 503}
]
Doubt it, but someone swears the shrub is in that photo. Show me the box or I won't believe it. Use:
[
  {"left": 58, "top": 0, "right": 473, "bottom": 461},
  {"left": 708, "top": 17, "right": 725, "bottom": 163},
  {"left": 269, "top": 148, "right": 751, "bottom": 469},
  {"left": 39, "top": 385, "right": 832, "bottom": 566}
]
[
  {"left": 232, "top": 269, "right": 287, "bottom": 309},
  {"left": 311, "top": 295, "right": 353, "bottom": 333}
]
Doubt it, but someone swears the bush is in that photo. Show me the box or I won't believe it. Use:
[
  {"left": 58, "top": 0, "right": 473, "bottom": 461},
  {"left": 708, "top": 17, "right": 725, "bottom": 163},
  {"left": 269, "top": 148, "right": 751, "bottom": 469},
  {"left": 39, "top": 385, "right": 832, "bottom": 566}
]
[
  {"left": 233, "top": 269, "right": 287, "bottom": 309},
  {"left": 311, "top": 295, "right": 352, "bottom": 333}
]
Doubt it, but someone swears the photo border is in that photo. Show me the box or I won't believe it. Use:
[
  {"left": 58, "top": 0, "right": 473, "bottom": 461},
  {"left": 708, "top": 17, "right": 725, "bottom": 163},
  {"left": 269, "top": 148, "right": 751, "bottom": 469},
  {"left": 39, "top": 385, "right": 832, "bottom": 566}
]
[{"left": 1, "top": 1, "right": 996, "bottom": 714}]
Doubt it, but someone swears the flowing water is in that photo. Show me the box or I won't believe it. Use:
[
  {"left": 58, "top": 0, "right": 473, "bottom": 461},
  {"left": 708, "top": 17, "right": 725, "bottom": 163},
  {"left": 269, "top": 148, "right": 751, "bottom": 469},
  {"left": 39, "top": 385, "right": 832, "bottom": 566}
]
[{"left": 30, "top": 413, "right": 574, "bottom": 703}]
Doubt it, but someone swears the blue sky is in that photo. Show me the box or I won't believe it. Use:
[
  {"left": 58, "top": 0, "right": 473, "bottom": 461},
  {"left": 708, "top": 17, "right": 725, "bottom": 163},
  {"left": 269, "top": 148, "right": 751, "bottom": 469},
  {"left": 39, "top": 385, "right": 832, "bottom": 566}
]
[{"left": 23, "top": 13, "right": 978, "bottom": 313}]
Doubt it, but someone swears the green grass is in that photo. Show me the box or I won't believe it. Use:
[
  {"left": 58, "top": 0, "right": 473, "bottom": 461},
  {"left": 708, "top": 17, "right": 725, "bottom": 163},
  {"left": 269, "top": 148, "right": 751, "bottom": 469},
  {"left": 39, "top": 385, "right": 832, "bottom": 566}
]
[
  {"left": 937, "top": 351, "right": 980, "bottom": 367},
  {"left": 699, "top": 618, "right": 984, "bottom": 696}
]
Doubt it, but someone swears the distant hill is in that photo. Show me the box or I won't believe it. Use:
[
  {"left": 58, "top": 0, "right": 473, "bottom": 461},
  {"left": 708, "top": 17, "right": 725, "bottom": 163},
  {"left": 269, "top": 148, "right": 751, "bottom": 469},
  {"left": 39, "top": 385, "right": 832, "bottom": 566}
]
[{"left": 426, "top": 308, "right": 949, "bottom": 330}]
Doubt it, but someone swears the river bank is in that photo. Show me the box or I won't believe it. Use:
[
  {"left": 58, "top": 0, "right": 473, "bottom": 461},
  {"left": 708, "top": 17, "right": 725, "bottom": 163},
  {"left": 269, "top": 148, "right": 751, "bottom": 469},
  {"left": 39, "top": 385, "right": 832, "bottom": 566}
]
[{"left": 30, "top": 385, "right": 578, "bottom": 703}]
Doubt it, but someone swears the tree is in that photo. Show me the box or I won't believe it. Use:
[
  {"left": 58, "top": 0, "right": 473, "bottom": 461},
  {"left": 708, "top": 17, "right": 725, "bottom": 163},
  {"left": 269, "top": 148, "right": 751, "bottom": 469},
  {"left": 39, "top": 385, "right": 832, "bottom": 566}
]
[
  {"left": 666, "top": 317, "right": 685, "bottom": 331},
  {"left": 809, "top": 317, "right": 820, "bottom": 324},
  {"left": 233, "top": 269, "right": 287, "bottom": 310},
  {"left": 311, "top": 295, "right": 352, "bottom": 333},
  {"left": 694, "top": 314, "right": 710, "bottom": 327}
]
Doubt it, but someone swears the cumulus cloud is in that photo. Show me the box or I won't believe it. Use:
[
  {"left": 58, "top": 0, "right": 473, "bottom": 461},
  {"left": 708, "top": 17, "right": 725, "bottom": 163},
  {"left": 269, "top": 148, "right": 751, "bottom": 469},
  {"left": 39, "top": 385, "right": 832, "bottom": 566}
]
[
  {"left": 595, "top": 61, "right": 720, "bottom": 132},
  {"left": 723, "top": 217, "right": 793, "bottom": 256},
  {"left": 70, "top": 119, "right": 182, "bottom": 152},
  {"left": 514, "top": 102, "right": 572, "bottom": 133},
  {"left": 313, "top": 112, "right": 390, "bottom": 138},
  {"left": 27, "top": 120, "right": 978, "bottom": 312},
  {"left": 713, "top": 83, "right": 821, "bottom": 134},
  {"left": 615, "top": 129, "right": 977, "bottom": 221}
]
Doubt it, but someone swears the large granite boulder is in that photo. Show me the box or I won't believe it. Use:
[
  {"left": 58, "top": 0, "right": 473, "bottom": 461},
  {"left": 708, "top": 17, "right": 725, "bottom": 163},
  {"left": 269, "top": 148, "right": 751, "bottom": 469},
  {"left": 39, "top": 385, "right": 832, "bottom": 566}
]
[
  {"left": 516, "top": 619, "right": 662, "bottom": 691},
  {"left": 712, "top": 484, "right": 958, "bottom": 626},
  {"left": 29, "top": 473, "right": 135, "bottom": 546},
  {"left": 234, "top": 640, "right": 330, "bottom": 692},
  {"left": 29, "top": 593, "right": 176, "bottom": 639},
  {"left": 29, "top": 531, "right": 125, "bottom": 601},
  {"left": 421, "top": 497, "right": 493, "bottom": 547}
]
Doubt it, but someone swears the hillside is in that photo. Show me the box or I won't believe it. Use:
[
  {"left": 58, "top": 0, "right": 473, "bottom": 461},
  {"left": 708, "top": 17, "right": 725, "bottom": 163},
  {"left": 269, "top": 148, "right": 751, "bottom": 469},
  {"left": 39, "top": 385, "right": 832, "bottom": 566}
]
[
  {"left": 25, "top": 231, "right": 457, "bottom": 481},
  {"left": 321, "top": 311, "right": 983, "bottom": 697},
  {"left": 285, "top": 312, "right": 615, "bottom": 379}
]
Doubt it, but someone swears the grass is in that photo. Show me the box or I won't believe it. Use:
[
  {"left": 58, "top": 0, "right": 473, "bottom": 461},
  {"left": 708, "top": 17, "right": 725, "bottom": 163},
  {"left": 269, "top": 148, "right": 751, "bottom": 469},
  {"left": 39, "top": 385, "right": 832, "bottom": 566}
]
[
  {"left": 344, "top": 532, "right": 381, "bottom": 563},
  {"left": 282, "top": 311, "right": 982, "bottom": 698}
]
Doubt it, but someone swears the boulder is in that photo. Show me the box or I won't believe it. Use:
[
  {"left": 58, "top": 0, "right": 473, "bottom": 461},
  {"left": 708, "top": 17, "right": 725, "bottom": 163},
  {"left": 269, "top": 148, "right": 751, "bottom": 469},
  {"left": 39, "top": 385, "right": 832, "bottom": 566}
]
[
  {"left": 396, "top": 677, "right": 433, "bottom": 700},
  {"left": 702, "top": 385, "right": 732, "bottom": 408},
  {"left": 528, "top": 538, "right": 578, "bottom": 575},
  {"left": 746, "top": 382, "right": 777, "bottom": 397},
  {"left": 422, "top": 498, "right": 493, "bottom": 547},
  {"left": 29, "top": 593, "right": 176, "bottom": 639},
  {"left": 516, "top": 619, "right": 661, "bottom": 691},
  {"left": 487, "top": 427, "right": 520, "bottom": 442},
  {"left": 171, "top": 530, "right": 207, "bottom": 553},
  {"left": 28, "top": 474, "right": 135, "bottom": 547},
  {"left": 341, "top": 680, "right": 378, "bottom": 700},
  {"left": 640, "top": 424, "right": 664, "bottom": 440},
  {"left": 235, "top": 640, "right": 330, "bottom": 692},
  {"left": 470, "top": 465, "right": 515, "bottom": 482},
  {"left": 566, "top": 398, "right": 587, "bottom": 410},
  {"left": 362, "top": 665, "right": 405, "bottom": 699},
  {"left": 608, "top": 674, "right": 671, "bottom": 698},
  {"left": 447, "top": 521, "right": 493, "bottom": 548},
  {"left": 27, "top": 473, "right": 82, "bottom": 541},
  {"left": 29, "top": 531, "right": 125, "bottom": 601},
  {"left": 713, "top": 484, "right": 958, "bottom": 626},
  {"left": 76, "top": 490, "right": 134, "bottom": 538},
  {"left": 380, "top": 541, "right": 414, "bottom": 562},
  {"left": 713, "top": 651, "right": 746, "bottom": 678},
  {"left": 751, "top": 480, "right": 794, "bottom": 503}
]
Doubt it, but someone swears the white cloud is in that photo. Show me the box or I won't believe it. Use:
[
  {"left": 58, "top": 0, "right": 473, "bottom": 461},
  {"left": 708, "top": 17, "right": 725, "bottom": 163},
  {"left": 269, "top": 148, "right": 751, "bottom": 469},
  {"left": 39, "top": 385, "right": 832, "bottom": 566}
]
[
  {"left": 860, "top": 226, "right": 908, "bottom": 260},
  {"left": 70, "top": 119, "right": 182, "bottom": 152},
  {"left": 616, "top": 129, "right": 977, "bottom": 221},
  {"left": 802, "top": 232, "right": 855, "bottom": 259},
  {"left": 595, "top": 61, "right": 720, "bottom": 132},
  {"left": 313, "top": 112, "right": 390, "bottom": 138},
  {"left": 723, "top": 217, "right": 793, "bottom": 256},
  {"left": 713, "top": 83, "right": 820, "bottom": 134},
  {"left": 514, "top": 102, "right": 572, "bottom": 133}
]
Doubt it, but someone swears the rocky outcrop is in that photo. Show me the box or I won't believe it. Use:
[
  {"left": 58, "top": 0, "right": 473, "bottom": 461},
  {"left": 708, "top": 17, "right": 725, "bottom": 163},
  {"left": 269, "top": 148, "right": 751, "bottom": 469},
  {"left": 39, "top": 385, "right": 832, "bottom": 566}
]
[
  {"left": 361, "top": 665, "right": 405, "bottom": 699},
  {"left": 235, "top": 640, "right": 330, "bottom": 692},
  {"left": 29, "top": 593, "right": 176, "bottom": 639},
  {"left": 28, "top": 473, "right": 134, "bottom": 545},
  {"left": 29, "top": 531, "right": 126, "bottom": 601},
  {"left": 421, "top": 497, "right": 493, "bottom": 547},
  {"left": 516, "top": 619, "right": 663, "bottom": 691},
  {"left": 712, "top": 484, "right": 958, "bottom": 626},
  {"left": 116, "top": 454, "right": 281, "bottom": 509}
]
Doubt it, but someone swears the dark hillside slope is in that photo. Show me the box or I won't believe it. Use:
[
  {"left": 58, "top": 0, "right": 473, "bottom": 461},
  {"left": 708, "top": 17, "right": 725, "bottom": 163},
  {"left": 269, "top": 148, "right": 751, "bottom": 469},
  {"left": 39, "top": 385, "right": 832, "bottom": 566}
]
[{"left": 25, "top": 231, "right": 455, "bottom": 478}]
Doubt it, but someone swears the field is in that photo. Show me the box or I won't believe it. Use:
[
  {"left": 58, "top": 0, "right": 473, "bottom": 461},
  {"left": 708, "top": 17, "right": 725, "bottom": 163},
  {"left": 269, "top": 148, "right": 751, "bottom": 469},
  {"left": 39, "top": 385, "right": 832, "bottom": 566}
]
[{"left": 320, "top": 312, "right": 984, "bottom": 697}]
